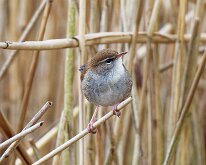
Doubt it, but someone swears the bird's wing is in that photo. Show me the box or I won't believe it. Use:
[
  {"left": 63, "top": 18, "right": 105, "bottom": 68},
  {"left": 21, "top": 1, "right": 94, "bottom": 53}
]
[{"left": 79, "top": 64, "right": 87, "bottom": 81}]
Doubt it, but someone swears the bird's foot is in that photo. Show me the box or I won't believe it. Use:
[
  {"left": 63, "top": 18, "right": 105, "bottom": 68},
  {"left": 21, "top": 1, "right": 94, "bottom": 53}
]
[
  {"left": 112, "top": 104, "right": 121, "bottom": 118},
  {"left": 87, "top": 122, "right": 97, "bottom": 134},
  {"left": 87, "top": 106, "right": 99, "bottom": 134}
]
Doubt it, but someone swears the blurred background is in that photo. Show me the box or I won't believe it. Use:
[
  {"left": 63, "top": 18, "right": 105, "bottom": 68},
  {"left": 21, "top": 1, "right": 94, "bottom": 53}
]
[{"left": 0, "top": 0, "right": 206, "bottom": 164}]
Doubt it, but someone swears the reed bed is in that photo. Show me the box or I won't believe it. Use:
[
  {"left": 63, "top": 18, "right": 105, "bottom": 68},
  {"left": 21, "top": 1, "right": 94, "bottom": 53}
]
[{"left": 0, "top": 0, "right": 206, "bottom": 165}]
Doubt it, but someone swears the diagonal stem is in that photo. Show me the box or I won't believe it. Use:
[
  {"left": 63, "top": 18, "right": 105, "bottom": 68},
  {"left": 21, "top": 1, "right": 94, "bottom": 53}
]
[{"left": 164, "top": 50, "right": 206, "bottom": 165}]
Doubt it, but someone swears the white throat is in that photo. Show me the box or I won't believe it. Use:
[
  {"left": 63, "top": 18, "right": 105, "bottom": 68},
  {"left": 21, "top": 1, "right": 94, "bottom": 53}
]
[{"left": 110, "top": 58, "right": 125, "bottom": 80}]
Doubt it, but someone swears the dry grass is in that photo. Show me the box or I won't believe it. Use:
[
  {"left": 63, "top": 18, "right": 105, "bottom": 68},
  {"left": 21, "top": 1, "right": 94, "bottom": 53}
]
[{"left": 0, "top": 0, "right": 206, "bottom": 165}]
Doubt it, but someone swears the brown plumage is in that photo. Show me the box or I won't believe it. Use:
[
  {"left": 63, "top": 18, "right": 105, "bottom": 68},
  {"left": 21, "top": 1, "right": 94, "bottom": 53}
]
[{"left": 79, "top": 49, "right": 119, "bottom": 81}]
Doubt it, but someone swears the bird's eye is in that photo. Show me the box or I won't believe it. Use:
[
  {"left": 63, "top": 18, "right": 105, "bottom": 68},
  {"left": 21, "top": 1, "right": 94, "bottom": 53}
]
[{"left": 105, "top": 58, "right": 114, "bottom": 64}]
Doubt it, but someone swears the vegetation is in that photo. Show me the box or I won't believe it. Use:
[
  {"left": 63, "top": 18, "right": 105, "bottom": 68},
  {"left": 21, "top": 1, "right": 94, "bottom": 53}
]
[{"left": 0, "top": 0, "right": 206, "bottom": 165}]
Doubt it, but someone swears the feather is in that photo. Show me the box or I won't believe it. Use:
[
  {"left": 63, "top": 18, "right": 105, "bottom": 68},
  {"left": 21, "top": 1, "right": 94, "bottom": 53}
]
[{"left": 79, "top": 49, "right": 119, "bottom": 81}]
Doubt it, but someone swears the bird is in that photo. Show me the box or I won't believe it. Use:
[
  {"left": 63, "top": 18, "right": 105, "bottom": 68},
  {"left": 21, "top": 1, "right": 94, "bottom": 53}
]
[{"left": 79, "top": 48, "right": 132, "bottom": 133}]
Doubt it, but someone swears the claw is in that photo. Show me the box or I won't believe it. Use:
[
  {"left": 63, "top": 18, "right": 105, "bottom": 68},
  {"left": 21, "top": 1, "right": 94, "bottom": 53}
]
[
  {"left": 112, "top": 104, "right": 121, "bottom": 118},
  {"left": 87, "top": 123, "right": 97, "bottom": 134},
  {"left": 87, "top": 106, "right": 99, "bottom": 134}
]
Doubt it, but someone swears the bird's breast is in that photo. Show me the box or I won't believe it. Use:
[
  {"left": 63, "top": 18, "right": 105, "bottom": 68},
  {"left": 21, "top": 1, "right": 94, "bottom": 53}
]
[{"left": 81, "top": 65, "right": 132, "bottom": 106}]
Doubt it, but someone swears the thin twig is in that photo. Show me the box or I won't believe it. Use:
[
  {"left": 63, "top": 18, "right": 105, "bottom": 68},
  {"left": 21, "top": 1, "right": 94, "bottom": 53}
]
[
  {"left": 0, "top": 111, "right": 33, "bottom": 164},
  {"left": 28, "top": 139, "right": 42, "bottom": 161},
  {"left": 0, "top": 101, "right": 52, "bottom": 163},
  {"left": 0, "top": 121, "right": 44, "bottom": 150},
  {"left": 32, "top": 97, "right": 132, "bottom": 165},
  {"left": 163, "top": 50, "right": 206, "bottom": 165},
  {"left": 159, "top": 60, "right": 174, "bottom": 73},
  {"left": 23, "top": 101, "right": 53, "bottom": 130},
  {"left": 15, "top": 124, "right": 58, "bottom": 164}
]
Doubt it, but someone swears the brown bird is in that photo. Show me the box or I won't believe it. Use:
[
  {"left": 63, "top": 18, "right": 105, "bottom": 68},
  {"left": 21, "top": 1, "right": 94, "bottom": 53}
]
[{"left": 79, "top": 49, "right": 132, "bottom": 133}]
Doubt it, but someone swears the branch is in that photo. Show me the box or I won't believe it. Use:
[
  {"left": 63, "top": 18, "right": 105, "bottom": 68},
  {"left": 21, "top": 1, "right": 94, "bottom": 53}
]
[
  {"left": 33, "top": 97, "right": 132, "bottom": 165},
  {"left": 0, "top": 111, "right": 33, "bottom": 164},
  {"left": 22, "top": 101, "right": 53, "bottom": 130},
  {"left": 0, "top": 121, "right": 44, "bottom": 150},
  {"left": 1, "top": 32, "right": 206, "bottom": 50},
  {"left": 0, "top": 101, "right": 52, "bottom": 163}
]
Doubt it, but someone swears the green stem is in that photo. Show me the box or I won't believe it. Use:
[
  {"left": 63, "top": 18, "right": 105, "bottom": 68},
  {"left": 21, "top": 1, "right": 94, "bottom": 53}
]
[{"left": 53, "top": 0, "right": 76, "bottom": 164}]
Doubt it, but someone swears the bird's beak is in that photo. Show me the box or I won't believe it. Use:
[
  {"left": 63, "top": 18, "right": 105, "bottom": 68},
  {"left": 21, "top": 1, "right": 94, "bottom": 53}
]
[{"left": 117, "top": 51, "right": 128, "bottom": 58}]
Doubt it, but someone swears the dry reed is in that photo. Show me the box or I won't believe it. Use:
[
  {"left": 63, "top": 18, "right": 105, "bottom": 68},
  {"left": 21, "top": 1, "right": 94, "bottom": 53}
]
[{"left": 0, "top": 1, "right": 206, "bottom": 165}]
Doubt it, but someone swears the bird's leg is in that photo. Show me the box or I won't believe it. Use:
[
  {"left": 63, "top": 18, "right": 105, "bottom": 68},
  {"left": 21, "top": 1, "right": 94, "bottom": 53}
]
[
  {"left": 112, "top": 103, "right": 121, "bottom": 117},
  {"left": 87, "top": 106, "right": 99, "bottom": 134}
]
